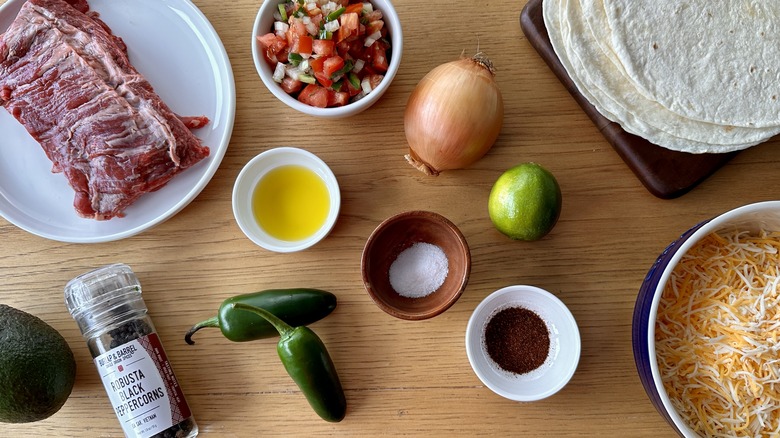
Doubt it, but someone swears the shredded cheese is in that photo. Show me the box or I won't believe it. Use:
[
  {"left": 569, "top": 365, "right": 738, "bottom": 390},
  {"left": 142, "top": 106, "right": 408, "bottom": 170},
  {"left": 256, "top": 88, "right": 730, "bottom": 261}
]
[{"left": 656, "top": 229, "right": 780, "bottom": 437}]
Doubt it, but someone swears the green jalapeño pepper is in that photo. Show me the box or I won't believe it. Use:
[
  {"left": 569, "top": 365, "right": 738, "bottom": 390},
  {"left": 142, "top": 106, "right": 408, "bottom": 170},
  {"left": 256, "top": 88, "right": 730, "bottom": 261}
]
[
  {"left": 184, "top": 288, "right": 336, "bottom": 345},
  {"left": 231, "top": 303, "right": 347, "bottom": 423}
]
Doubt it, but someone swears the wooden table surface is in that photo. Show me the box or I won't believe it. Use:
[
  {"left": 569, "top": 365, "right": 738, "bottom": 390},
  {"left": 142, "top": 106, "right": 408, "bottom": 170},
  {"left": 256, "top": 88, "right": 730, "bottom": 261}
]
[{"left": 3, "top": 0, "right": 780, "bottom": 436}]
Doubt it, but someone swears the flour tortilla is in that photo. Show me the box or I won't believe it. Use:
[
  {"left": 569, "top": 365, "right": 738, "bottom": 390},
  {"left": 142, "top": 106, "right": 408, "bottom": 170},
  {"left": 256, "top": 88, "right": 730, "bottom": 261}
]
[
  {"left": 544, "top": 0, "right": 759, "bottom": 152},
  {"left": 604, "top": 0, "right": 780, "bottom": 128},
  {"left": 564, "top": 0, "right": 778, "bottom": 152},
  {"left": 542, "top": 0, "right": 780, "bottom": 153}
]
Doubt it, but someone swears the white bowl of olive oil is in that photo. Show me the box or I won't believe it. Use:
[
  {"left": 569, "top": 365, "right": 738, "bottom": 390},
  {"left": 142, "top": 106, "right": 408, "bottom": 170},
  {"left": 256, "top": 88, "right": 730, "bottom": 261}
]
[{"left": 232, "top": 147, "right": 340, "bottom": 252}]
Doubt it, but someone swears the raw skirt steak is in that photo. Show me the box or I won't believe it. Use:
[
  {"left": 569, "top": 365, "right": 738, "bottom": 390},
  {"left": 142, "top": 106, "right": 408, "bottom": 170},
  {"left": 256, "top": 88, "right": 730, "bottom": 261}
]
[{"left": 0, "top": 0, "right": 210, "bottom": 220}]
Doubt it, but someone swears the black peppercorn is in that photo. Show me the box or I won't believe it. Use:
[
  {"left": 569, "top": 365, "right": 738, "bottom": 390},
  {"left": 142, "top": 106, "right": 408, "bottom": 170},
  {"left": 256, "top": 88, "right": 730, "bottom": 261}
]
[{"left": 65, "top": 264, "right": 198, "bottom": 438}]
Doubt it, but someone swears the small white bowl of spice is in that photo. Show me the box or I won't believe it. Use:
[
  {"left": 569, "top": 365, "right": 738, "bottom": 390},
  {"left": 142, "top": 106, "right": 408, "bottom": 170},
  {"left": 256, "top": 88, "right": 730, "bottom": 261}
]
[
  {"left": 361, "top": 210, "right": 471, "bottom": 320},
  {"left": 465, "top": 285, "right": 581, "bottom": 402}
]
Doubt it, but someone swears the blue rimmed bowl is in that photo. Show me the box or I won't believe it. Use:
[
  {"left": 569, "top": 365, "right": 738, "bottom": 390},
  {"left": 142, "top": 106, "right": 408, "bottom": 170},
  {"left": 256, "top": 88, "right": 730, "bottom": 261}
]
[{"left": 633, "top": 200, "right": 780, "bottom": 436}]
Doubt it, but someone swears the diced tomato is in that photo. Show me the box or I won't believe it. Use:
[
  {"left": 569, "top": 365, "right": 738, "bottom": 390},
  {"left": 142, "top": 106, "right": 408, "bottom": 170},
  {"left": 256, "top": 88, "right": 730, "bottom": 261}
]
[
  {"left": 314, "top": 71, "right": 333, "bottom": 88},
  {"left": 309, "top": 56, "right": 326, "bottom": 73},
  {"left": 298, "top": 84, "right": 329, "bottom": 108},
  {"left": 280, "top": 77, "right": 303, "bottom": 94},
  {"left": 336, "top": 40, "right": 350, "bottom": 58},
  {"left": 312, "top": 39, "right": 335, "bottom": 57},
  {"left": 367, "top": 73, "right": 383, "bottom": 90},
  {"left": 365, "top": 10, "right": 383, "bottom": 22},
  {"left": 345, "top": 81, "right": 361, "bottom": 97},
  {"left": 257, "top": 33, "right": 287, "bottom": 63},
  {"left": 285, "top": 32, "right": 298, "bottom": 52},
  {"left": 285, "top": 17, "right": 307, "bottom": 50},
  {"left": 327, "top": 90, "right": 350, "bottom": 107},
  {"left": 310, "top": 14, "right": 323, "bottom": 29},
  {"left": 305, "top": 5, "right": 321, "bottom": 17},
  {"left": 309, "top": 57, "right": 332, "bottom": 86},
  {"left": 288, "top": 17, "right": 307, "bottom": 37},
  {"left": 336, "top": 39, "right": 363, "bottom": 60},
  {"left": 348, "top": 40, "right": 367, "bottom": 59},
  {"left": 295, "top": 35, "right": 313, "bottom": 57},
  {"left": 323, "top": 56, "right": 345, "bottom": 77},
  {"left": 336, "top": 12, "right": 359, "bottom": 43},
  {"left": 368, "top": 41, "right": 388, "bottom": 72},
  {"left": 345, "top": 3, "right": 363, "bottom": 14},
  {"left": 366, "top": 19, "right": 383, "bottom": 36},
  {"left": 362, "top": 64, "right": 378, "bottom": 76}
]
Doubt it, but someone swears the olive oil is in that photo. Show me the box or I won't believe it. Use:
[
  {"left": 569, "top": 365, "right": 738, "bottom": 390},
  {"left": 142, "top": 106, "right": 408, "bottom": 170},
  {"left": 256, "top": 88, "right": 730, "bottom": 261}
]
[{"left": 252, "top": 165, "right": 330, "bottom": 241}]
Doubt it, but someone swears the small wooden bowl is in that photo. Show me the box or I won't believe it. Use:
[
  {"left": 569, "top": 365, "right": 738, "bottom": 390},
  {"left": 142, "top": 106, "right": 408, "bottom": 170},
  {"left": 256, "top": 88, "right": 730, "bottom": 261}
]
[{"left": 361, "top": 211, "right": 471, "bottom": 320}]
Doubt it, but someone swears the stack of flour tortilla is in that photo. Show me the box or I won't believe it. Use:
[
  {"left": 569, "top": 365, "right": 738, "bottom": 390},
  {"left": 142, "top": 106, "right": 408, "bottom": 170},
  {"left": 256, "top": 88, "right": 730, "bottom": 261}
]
[{"left": 544, "top": 0, "right": 780, "bottom": 153}]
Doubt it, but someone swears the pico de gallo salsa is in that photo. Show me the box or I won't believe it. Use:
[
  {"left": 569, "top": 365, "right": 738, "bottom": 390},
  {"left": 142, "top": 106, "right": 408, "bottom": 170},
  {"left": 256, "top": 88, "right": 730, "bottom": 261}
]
[{"left": 257, "top": 0, "right": 391, "bottom": 108}]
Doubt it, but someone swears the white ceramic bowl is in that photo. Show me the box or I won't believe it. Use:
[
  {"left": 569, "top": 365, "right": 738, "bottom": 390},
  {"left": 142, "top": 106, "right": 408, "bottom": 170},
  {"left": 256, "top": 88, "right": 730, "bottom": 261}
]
[
  {"left": 251, "top": 0, "right": 402, "bottom": 118},
  {"left": 465, "top": 285, "right": 581, "bottom": 402},
  {"left": 232, "top": 147, "right": 340, "bottom": 252}
]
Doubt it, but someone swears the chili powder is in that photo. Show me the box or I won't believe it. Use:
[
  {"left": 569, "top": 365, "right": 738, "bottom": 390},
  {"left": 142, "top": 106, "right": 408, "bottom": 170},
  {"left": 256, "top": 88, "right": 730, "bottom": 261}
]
[{"left": 484, "top": 306, "right": 550, "bottom": 375}]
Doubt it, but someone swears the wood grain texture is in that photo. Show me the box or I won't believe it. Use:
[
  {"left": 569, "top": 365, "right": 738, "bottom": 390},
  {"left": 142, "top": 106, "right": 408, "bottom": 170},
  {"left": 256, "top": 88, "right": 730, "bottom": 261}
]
[{"left": 2, "top": 0, "right": 780, "bottom": 436}]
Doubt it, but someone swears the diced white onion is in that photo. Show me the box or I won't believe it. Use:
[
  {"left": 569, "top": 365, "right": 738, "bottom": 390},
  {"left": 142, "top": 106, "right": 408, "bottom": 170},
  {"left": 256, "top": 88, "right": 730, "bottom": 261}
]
[
  {"left": 286, "top": 66, "right": 302, "bottom": 80},
  {"left": 300, "top": 59, "right": 310, "bottom": 71},
  {"left": 352, "top": 59, "right": 365, "bottom": 73},
  {"left": 322, "top": 1, "right": 337, "bottom": 15},
  {"left": 274, "top": 21, "right": 289, "bottom": 34},
  {"left": 273, "top": 62, "right": 286, "bottom": 83},
  {"left": 324, "top": 20, "right": 340, "bottom": 33},
  {"left": 362, "top": 2, "right": 373, "bottom": 13},
  {"left": 361, "top": 77, "right": 372, "bottom": 93},
  {"left": 364, "top": 31, "right": 381, "bottom": 47}
]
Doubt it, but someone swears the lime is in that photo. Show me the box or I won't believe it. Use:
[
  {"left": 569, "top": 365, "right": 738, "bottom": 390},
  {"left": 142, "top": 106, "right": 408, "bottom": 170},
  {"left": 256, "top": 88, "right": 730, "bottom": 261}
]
[{"left": 488, "top": 162, "right": 562, "bottom": 241}]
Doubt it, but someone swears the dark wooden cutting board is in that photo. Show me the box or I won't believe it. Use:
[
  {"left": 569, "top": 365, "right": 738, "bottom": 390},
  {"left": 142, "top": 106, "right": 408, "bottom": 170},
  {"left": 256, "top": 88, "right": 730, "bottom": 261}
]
[{"left": 519, "top": 0, "right": 737, "bottom": 199}]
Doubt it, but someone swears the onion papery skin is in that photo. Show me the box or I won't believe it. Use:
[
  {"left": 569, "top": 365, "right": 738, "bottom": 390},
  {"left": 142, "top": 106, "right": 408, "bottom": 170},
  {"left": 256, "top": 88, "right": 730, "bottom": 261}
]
[{"left": 404, "top": 54, "right": 504, "bottom": 176}]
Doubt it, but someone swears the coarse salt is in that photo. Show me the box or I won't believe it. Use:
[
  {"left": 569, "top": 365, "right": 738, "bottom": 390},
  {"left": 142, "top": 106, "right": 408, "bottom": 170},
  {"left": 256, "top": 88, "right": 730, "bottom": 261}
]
[{"left": 388, "top": 242, "right": 449, "bottom": 298}]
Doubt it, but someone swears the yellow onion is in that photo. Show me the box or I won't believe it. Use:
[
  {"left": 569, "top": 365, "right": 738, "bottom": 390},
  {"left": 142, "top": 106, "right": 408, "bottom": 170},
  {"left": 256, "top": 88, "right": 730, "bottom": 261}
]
[{"left": 404, "top": 53, "right": 504, "bottom": 176}]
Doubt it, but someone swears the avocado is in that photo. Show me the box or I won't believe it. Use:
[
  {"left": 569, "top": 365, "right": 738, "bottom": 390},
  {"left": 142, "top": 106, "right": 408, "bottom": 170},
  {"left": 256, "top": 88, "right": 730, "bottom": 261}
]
[{"left": 0, "top": 304, "right": 77, "bottom": 423}]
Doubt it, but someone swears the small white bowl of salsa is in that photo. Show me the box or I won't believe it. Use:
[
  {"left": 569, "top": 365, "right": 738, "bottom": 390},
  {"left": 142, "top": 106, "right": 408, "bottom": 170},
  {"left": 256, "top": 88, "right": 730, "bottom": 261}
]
[
  {"left": 251, "top": 0, "right": 402, "bottom": 118},
  {"left": 232, "top": 147, "right": 341, "bottom": 252}
]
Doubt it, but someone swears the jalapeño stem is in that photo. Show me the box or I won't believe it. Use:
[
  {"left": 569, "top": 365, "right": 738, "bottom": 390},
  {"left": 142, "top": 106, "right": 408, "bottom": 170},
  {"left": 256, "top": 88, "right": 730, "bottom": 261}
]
[{"left": 184, "top": 316, "right": 219, "bottom": 345}]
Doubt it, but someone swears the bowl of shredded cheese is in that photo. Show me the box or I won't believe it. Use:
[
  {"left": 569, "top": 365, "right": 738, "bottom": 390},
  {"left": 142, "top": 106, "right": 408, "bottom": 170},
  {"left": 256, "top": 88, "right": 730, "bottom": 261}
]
[{"left": 634, "top": 201, "right": 780, "bottom": 437}]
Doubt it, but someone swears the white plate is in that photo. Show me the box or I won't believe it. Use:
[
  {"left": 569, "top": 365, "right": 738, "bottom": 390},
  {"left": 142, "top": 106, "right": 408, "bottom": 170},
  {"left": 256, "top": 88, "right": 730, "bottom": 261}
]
[{"left": 0, "top": 0, "right": 235, "bottom": 243}]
